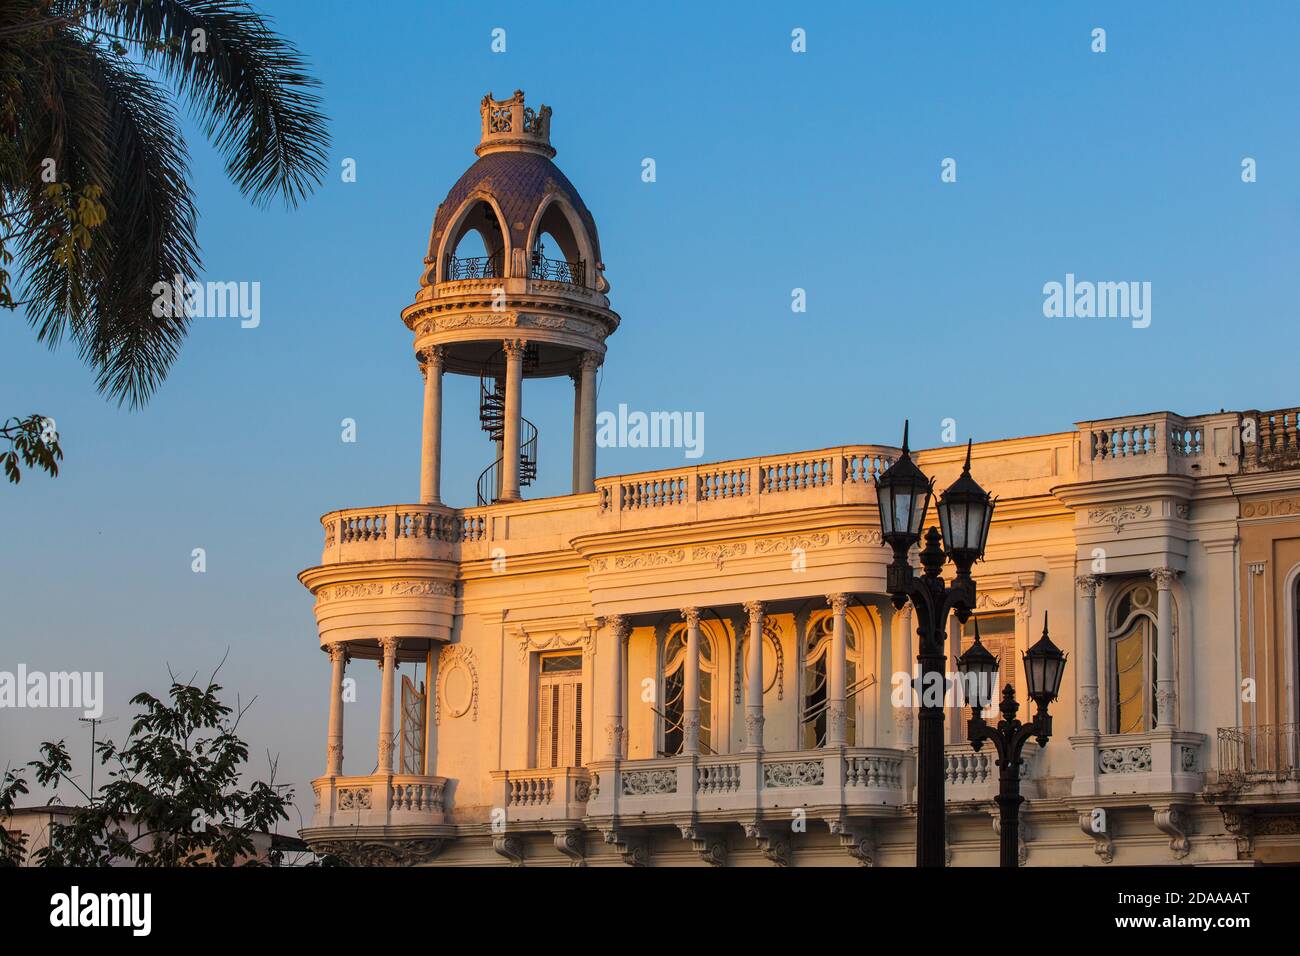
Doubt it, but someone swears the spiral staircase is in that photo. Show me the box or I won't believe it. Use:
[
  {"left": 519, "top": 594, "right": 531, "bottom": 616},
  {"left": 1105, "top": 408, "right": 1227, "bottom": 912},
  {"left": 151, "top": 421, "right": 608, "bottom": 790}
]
[{"left": 477, "top": 347, "right": 539, "bottom": 505}]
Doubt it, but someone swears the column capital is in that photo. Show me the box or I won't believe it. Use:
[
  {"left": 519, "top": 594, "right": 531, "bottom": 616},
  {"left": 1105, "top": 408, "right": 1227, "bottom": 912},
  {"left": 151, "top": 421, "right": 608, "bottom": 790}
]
[
  {"left": 742, "top": 600, "right": 765, "bottom": 623},
  {"left": 502, "top": 338, "right": 528, "bottom": 358},
  {"left": 600, "top": 614, "right": 631, "bottom": 639},
  {"left": 417, "top": 345, "right": 445, "bottom": 374},
  {"left": 680, "top": 607, "right": 702, "bottom": 627},
  {"left": 825, "top": 593, "right": 850, "bottom": 614},
  {"left": 326, "top": 642, "right": 350, "bottom": 664},
  {"left": 578, "top": 350, "right": 601, "bottom": 372},
  {"left": 379, "top": 636, "right": 402, "bottom": 657},
  {"left": 1075, "top": 574, "right": 1101, "bottom": 598},
  {"left": 1150, "top": 567, "right": 1179, "bottom": 590}
]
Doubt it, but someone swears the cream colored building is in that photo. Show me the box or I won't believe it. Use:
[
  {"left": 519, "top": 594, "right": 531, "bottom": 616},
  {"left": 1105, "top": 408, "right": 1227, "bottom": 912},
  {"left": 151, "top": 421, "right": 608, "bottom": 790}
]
[{"left": 297, "top": 92, "right": 1300, "bottom": 866}]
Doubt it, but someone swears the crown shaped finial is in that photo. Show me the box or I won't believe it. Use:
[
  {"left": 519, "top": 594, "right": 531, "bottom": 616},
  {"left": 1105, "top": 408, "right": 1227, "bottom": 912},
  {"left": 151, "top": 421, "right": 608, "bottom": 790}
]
[{"left": 477, "top": 90, "right": 555, "bottom": 158}]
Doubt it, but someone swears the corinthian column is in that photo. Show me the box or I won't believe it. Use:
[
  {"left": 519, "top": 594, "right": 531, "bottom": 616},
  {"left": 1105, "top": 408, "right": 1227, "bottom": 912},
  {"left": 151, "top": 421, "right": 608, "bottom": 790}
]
[
  {"left": 377, "top": 637, "right": 400, "bottom": 773},
  {"left": 1075, "top": 575, "right": 1100, "bottom": 733},
  {"left": 500, "top": 339, "right": 526, "bottom": 502},
  {"left": 743, "top": 601, "right": 766, "bottom": 753},
  {"left": 825, "top": 594, "right": 849, "bottom": 747},
  {"left": 577, "top": 351, "right": 600, "bottom": 493},
  {"left": 1151, "top": 568, "right": 1178, "bottom": 729},
  {"left": 894, "top": 604, "right": 914, "bottom": 747},
  {"left": 681, "top": 608, "right": 702, "bottom": 755},
  {"left": 325, "top": 643, "right": 348, "bottom": 775},
  {"left": 418, "top": 347, "right": 445, "bottom": 504},
  {"left": 602, "top": 615, "right": 629, "bottom": 759}
]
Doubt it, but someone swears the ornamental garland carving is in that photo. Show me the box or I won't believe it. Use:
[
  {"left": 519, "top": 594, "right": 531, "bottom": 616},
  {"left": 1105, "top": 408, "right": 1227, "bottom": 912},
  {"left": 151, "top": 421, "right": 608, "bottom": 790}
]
[
  {"left": 313, "top": 839, "right": 446, "bottom": 867},
  {"left": 734, "top": 620, "right": 785, "bottom": 704},
  {"left": 837, "top": 529, "right": 883, "bottom": 546},
  {"left": 391, "top": 580, "right": 456, "bottom": 596},
  {"left": 1088, "top": 503, "right": 1151, "bottom": 534},
  {"left": 621, "top": 769, "right": 677, "bottom": 796},
  {"left": 317, "top": 581, "right": 454, "bottom": 602},
  {"left": 764, "top": 760, "right": 825, "bottom": 788},
  {"left": 613, "top": 548, "right": 685, "bottom": 570},
  {"left": 435, "top": 644, "right": 479, "bottom": 724},
  {"left": 515, "top": 624, "right": 595, "bottom": 661},
  {"left": 1098, "top": 745, "right": 1152, "bottom": 774},
  {"left": 754, "top": 532, "right": 829, "bottom": 554},
  {"left": 692, "top": 543, "right": 747, "bottom": 570}
]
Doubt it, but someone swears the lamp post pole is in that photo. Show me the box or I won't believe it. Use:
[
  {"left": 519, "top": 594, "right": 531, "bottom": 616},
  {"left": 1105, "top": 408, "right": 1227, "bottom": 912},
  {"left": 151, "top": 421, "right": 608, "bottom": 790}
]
[
  {"left": 959, "top": 614, "right": 1067, "bottom": 867},
  {"left": 876, "top": 425, "right": 995, "bottom": 869}
]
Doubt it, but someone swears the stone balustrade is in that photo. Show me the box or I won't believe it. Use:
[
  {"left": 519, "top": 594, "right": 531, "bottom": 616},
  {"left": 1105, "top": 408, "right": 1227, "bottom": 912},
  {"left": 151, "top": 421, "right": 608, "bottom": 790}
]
[
  {"left": 311, "top": 773, "right": 448, "bottom": 827},
  {"left": 584, "top": 747, "right": 912, "bottom": 823},
  {"left": 943, "top": 743, "right": 1039, "bottom": 802},
  {"left": 490, "top": 767, "right": 594, "bottom": 823},
  {"left": 1074, "top": 411, "right": 1239, "bottom": 482}
]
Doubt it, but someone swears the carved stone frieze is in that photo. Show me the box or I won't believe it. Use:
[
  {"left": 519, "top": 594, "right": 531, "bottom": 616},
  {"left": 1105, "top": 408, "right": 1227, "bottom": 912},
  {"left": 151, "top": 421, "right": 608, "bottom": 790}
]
[
  {"left": 1088, "top": 503, "right": 1151, "bottom": 534},
  {"left": 314, "top": 838, "right": 447, "bottom": 866}
]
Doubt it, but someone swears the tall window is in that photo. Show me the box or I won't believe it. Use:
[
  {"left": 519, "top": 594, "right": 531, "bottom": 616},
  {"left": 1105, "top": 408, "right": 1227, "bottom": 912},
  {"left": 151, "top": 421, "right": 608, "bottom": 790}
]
[
  {"left": 801, "top": 613, "right": 857, "bottom": 748},
  {"left": 536, "top": 653, "right": 583, "bottom": 768},
  {"left": 1108, "top": 581, "right": 1165, "bottom": 734},
  {"left": 661, "top": 626, "right": 713, "bottom": 756},
  {"left": 960, "top": 613, "right": 1016, "bottom": 719}
]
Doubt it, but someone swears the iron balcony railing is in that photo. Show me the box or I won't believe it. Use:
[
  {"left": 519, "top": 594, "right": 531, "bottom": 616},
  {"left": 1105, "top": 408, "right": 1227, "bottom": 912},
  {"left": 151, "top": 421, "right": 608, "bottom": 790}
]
[
  {"left": 445, "top": 254, "right": 503, "bottom": 281},
  {"left": 1218, "top": 723, "right": 1300, "bottom": 782},
  {"left": 529, "top": 254, "right": 585, "bottom": 286}
]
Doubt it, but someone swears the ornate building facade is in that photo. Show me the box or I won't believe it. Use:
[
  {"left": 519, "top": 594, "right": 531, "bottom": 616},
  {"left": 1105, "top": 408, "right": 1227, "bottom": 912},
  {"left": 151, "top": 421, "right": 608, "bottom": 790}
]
[{"left": 297, "top": 92, "right": 1300, "bottom": 866}]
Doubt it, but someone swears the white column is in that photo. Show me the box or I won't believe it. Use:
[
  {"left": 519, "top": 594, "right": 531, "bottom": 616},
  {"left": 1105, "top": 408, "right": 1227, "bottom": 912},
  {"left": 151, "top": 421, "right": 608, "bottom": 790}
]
[
  {"left": 877, "top": 601, "right": 894, "bottom": 747},
  {"left": 744, "top": 601, "right": 766, "bottom": 752},
  {"left": 423, "top": 646, "right": 437, "bottom": 775},
  {"left": 1152, "top": 568, "right": 1178, "bottom": 729},
  {"left": 577, "top": 351, "right": 599, "bottom": 493},
  {"left": 571, "top": 371, "right": 582, "bottom": 494},
  {"left": 377, "top": 637, "right": 400, "bottom": 773},
  {"left": 418, "top": 347, "right": 444, "bottom": 504},
  {"left": 499, "top": 339, "right": 525, "bottom": 502},
  {"left": 603, "top": 615, "right": 629, "bottom": 759},
  {"left": 1075, "top": 575, "right": 1100, "bottom": 733},
  {"left": 326, "top": 643, "right": 348, "bottom": 775},
  {"left": 894, "top": 604, "right": 914, "bottom": 747},
  {"left": 682, "top": 608, "right": 701, "bottom": 755},
  {"left": 826, "top": 594, "right": 849, "bottom": 747}
]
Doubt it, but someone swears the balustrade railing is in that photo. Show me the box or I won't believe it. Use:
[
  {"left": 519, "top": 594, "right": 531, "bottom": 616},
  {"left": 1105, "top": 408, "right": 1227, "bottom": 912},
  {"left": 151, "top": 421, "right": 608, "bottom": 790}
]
[
  {"left": 444, "top": 254, "right": 502, "bottom": 281},
  {"left": 529, "top": 254, "right": 585, "bottom": 286},
  {"left": 1218, "top": 723, "right": 1300, "bottom": 782}
]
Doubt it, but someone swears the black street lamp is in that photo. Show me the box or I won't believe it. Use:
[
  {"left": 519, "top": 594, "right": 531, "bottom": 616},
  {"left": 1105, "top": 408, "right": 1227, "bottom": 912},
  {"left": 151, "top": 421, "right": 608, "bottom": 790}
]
[
  {"left": 958, "top": 613, "right": 1067, "bottom": 867},
  {"left": 877, "top": 425, "right": 995, "bottom": 868}
]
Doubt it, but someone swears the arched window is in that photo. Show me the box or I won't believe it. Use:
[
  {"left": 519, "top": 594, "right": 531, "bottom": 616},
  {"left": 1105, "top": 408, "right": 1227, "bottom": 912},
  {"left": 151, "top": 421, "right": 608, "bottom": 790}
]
[
  {"left": 1108, "top": 580, "right": 1171, "bottom": 734},
  {"left": 660, "top": 625, "right": 714, "bottom": 756},
  {"left": 444, "top": 199, "right": 505, "bottom": 279},
  {"left": 528, "top": 200, "right": 587, "bottom": 285},
  {"left": 801, "top": 613, "right": 857, "bottom": 748}
]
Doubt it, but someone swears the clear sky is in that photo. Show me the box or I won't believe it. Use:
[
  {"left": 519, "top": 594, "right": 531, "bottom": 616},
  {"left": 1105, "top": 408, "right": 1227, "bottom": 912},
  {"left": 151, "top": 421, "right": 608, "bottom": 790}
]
[{"left": 4, "top": 0, "right": 1298, "bottom": 828}]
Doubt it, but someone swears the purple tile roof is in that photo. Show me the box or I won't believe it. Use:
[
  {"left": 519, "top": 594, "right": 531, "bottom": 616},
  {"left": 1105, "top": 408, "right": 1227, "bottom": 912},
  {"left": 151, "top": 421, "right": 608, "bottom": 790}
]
[{"left": 431, "top": 152, "right": 601, "bottom": 262}]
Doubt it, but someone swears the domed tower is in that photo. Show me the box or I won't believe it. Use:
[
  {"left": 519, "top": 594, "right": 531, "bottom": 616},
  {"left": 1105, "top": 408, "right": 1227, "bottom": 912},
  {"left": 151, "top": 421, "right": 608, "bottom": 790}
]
[{"left": 402, "top": 91, "right": 619, "bottom": 506}]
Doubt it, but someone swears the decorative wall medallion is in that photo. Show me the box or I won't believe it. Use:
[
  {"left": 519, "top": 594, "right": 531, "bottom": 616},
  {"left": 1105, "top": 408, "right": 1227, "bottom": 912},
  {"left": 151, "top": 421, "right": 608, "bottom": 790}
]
[
  {"left": 763, "top": 760, "right": 825, "bottom": 788},
  {"left": 391, "top": 580, "right": 455, "bottom": 596},
  {"left": 435, "top": 645, "right": 478, "bottom": 723},
  {"left": 1175, "top": 503, "right": 1191, "bottom": 519},
  {"left": 1180, "top": 745, "right": 1198, "bottom": 772},
  {"left": 613, "top": 548, "right": 685, "bottom": 570},
  {"left": 1098, "top": 745, "right": 1152, "bottom": 774},
  {"left": 692, "top": 543, "right": 746, "bottom": 570},
  {"left": 590, "top": 558, "right": 608, "bottom": 572},
  {"left": 753, "top": 532, "right": 829, "bottom": 554},
  {"left": 337, "top": 787, "right": 372, "bottom": 810},
  {"left": 1088, "top": 503, "right": 1151, "bottom": 534},
  {"left": 837, "top": 529, "right": 883, "bottom": 546}
]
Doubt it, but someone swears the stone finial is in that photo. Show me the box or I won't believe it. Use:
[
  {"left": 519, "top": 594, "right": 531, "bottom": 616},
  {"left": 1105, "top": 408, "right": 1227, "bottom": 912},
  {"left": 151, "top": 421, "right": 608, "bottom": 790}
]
[{"left": 477, "top": 90, "right": 555, "bottom": 158}]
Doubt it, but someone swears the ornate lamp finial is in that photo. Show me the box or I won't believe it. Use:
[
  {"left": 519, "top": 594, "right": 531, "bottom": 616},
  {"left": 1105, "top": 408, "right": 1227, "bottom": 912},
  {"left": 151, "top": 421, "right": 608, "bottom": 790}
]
[{"left": 477, "top": 90, "right": 555, "bottom": 158}]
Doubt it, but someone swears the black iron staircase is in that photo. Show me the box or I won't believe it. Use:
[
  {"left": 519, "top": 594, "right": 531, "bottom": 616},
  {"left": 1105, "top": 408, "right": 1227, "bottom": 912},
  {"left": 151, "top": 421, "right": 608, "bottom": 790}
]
[{"left": 477, "top": 348, "right": 539, "bottom": 506}]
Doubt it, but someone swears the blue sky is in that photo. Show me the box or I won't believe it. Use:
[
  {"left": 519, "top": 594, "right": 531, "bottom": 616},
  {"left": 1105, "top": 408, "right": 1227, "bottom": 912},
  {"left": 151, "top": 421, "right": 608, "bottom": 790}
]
[{"left": 3, "top": 0, "right": 1298, "bottom": 826}]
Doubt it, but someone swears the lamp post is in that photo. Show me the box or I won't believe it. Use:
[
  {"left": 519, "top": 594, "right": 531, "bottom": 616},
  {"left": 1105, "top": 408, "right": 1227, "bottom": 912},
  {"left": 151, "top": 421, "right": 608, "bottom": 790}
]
[
  {"left": 876, "top": 424, "right": 995, "bottom": 868},
  {"left": 957, "top": 614, "right": 1067, "bottom": 867}
]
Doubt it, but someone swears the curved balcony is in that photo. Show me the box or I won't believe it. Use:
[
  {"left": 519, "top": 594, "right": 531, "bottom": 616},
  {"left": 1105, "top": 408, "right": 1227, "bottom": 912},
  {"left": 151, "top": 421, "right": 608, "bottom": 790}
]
[{"left": 311, "top": 773, "right": 449, "bottom": 828}]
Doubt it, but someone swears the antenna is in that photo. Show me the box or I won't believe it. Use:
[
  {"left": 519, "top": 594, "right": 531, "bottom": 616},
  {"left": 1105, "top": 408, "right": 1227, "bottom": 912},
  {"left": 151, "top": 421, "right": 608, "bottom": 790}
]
[{"left": 77, "top": 716, "right": 118, "bottom": 806}]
